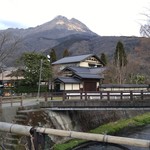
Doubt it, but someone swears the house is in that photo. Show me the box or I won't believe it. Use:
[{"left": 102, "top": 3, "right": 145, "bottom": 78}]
[
  {"left": 52, "top": 54, "right": 105, "bottom": 92},
  {"left": 0, "top": 67, "right": 24, "bottom": 96}
]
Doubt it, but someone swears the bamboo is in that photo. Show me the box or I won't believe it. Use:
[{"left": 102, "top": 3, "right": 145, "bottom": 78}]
[
  {"left": 36, "top": 128, "right": 150, "bottom": 148},
  {"left": 0, "top": 122, "right": 31, "bottom": 136},
  {"left": 0, "top": 122, "right": 150, "bottom": 148}
]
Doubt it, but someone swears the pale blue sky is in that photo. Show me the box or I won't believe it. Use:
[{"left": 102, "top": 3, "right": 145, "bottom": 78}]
[{"left": 0, "top": 0, "right": 149, "bottom": 36}]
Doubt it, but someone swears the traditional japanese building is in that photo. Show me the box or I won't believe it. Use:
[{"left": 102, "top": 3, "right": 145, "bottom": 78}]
[{"left": 52, "top": 54, "right": 105, "bottom": 92}]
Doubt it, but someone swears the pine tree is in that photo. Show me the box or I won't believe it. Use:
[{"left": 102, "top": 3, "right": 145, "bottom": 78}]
[
  {"left": 114, "top": 41, "right": 127, "bottom": 68},
  {"left": 114, "top": 41, "right": 127, "bottom": 84},
  {"left": 63, "top": 49, "right": 70, "bottom": 57},
  {"left": 50, "top": 49, "right": 57, "bottom": 63},
  {"left": 100, "top": 53, "right": 107, "bottom": 66}
]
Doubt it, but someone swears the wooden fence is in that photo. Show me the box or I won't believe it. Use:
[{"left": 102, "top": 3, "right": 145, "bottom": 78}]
[
  {"left": 40, "top": 90, "right": 150, "bottom": 109},
  {"left": 50, "top": 90, "right": 150, "bottom": 101},
  {"left": 0, "top": 96, "right": 23, "bottom": 107}
]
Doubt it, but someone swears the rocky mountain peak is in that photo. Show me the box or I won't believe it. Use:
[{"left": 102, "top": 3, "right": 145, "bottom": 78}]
[{"left": 35, "top": 15, "right": 94, "bottom": 34}]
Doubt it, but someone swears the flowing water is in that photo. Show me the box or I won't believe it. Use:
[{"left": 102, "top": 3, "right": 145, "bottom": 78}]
[{"left": 75, "top": 125, "right": 150, "bottom": 150}]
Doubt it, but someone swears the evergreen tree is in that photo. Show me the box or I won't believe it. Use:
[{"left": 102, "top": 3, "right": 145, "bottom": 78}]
[
  {"left": 19, "top": 52, "right": 52, "bottom": 85},
  {"left": 50, "top": 49, "right": 57, "bottom": 63},
  {"left": 100, "top": 53, "right": 107, "bottom": 66},
  {"left": 63, "top": 49, "right": 69, "bottom": 57},
  {"left": 114, "top": 41, "right": 127, "bottom": 67},
  {"left": 114, "top": 41, "right": 128, "bottom": 84}
]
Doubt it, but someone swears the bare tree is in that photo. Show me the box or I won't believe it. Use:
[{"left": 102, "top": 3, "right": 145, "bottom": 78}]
[
  {"left": 140, "top": 9, "right": 150, "bottom": 37},
  {"left": 0, "top": 31, "right": 22, "bottom": 65}
]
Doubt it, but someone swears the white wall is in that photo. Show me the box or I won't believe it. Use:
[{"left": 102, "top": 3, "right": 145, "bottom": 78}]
[
  {"left": 79, "top": 62, "right": 89, "bottom": 67},
  {"left": 65, "top": 84, "right": 72, "bottom": 90},
  {"left": 73, "top": 84, "right": 80, "bottom": 90},
  {"left": 61, "top": 84, "right": 80, "bottom": 90},
  {"left": 60, "top": 84, "right": 64, "bottom": 90}
]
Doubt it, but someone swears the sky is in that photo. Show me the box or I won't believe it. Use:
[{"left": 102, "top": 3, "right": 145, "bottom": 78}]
[{"left": 0, "top": 0, "right": 150, "bottom": 36}]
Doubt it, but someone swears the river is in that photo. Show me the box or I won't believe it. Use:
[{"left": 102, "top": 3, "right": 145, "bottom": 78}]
[{"left": 75, "top": 125, "right": 150, "bottom": 150}]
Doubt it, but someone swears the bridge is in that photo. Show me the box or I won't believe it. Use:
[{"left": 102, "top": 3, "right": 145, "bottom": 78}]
[
  {"left": 40, "top": 90, "right": 150, "bottom": 110},
  {"left": 0, "top": 91, "right": 149, "bottom": 110}
]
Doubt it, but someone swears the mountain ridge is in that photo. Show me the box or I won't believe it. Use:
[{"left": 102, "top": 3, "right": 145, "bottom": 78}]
[
  {"left": 1, "top": 15, "right": 96, "bottom": 38},
  {"left": 0, "top": 15, "right": 149, "bottom": 81}
]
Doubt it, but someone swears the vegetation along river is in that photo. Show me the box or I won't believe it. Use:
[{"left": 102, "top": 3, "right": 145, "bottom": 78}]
[{"left": 75, "top": 125, "right": 150, "bottom": 150}]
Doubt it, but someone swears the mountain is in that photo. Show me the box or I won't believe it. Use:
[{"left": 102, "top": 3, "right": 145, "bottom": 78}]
[
  {"left": 0, "top": 15, "right": 149, "bottom": 80},
  {"left": 0, "top": 15, "right": 140, "bottom": 57},
  {"left": 0, "top": 15, "right": 97, "bottom": 57}
]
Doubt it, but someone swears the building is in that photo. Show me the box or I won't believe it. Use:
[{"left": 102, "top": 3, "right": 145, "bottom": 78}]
[
  {"left": 52, "top": 54, "right": 105, "bottom": 92},
  {"left": 0, "top": 67, "right": 24, "bottom": 96}
]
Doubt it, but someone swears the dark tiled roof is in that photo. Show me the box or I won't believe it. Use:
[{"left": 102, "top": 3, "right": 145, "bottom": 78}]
[
  {"left": 64, "top": 66, "right": 106, "bottom": 74},
  {"left": 54, "top": 77, "right": 81, "bottom": 83},
  {"left": 74, "top": 73, "right": 103, "bottom": 79},
  {"left": 89, "top": 67, "right": 106, "bottom": 74},
  {"left": 64, "top": 66, "right": 90, "bottom": 73},
  {"left": 52, "top": 54, "right": 95, "bottom": 65}
]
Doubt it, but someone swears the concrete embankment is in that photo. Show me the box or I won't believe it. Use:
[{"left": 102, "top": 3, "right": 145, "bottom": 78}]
[{"left": 0, "top": 106, "right": 18, "bottom": 122}]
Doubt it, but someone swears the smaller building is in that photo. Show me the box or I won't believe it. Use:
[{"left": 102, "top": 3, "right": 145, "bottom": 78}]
[{"left": 0, "top": 67, "right": 24, "bottom": 96}]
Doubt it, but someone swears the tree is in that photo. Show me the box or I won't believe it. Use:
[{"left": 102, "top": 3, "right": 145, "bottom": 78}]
[
  {"left": 19, "top": 52, "right": 52, "bottom": 86},
  {"left": 114, "top": 41, "right": 127, "bottom": 84},
  {"left": 63, "top": 49, "right": 70, "bottom": 57},
  {"left": 139, "top": 9, "right": 150, "bottom": 37},
  {"left": 100, "top": 53, "right": 107, "bottom": 66},
  {"left": 50, "top": 49, "right": 57, "bottom": 63},
  {"left": 140, "top": 24, "right": 150, "bottom": 37},
  {"left": 129, "top": 73, "right": 146, "bottom": 84},
  {"left": 0, "top": 31, "right": 21, "bottom": 65}
]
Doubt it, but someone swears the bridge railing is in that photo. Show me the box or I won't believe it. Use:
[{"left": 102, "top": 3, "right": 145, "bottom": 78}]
[
  {"left": 62, "top": 90, "right": 150, "bottom": 101},
  {"left": 0, "top": 96, "right": 23, "bottom": 107}
]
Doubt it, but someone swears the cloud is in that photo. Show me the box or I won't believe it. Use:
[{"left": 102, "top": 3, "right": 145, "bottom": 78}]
[{"left": 0, "top": 20, "right": 27, "bottom": 30}]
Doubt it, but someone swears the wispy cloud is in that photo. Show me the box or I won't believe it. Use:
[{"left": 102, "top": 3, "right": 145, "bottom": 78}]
[{"left": 0, "top": 20, "right": 27, "bottom": 30}]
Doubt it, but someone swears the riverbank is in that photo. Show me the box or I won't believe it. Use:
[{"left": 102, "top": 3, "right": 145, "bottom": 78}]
[{"left": 53, "top": 112, "right": 150, "bottom": 150}]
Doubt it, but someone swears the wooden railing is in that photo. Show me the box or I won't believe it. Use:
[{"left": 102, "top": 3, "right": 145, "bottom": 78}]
[
  {"left": 41, "top": 90, "right": 150, "bottom": 109},
  {"left": 50, "top": 90, "right": 150, "bottom": 101},
  {"left": 0, "top": 96, "right": 23, "bottom": 107}
]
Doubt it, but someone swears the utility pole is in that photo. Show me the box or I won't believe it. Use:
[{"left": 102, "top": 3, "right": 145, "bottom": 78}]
[{"left": 37, "top": 59, "right": 43, "bottom": 102}]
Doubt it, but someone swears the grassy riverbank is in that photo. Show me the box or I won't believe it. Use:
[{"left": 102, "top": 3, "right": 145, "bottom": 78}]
[{"left": 53, "top": 112, "right": 150, "bottom": 150}]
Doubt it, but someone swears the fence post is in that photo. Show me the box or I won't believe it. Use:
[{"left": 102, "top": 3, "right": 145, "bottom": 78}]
[
  {"left": 100, "top": 91, "right": 103, "bottom": 99},
  {"left": 0, "top": 96, "right": 2, "bottom": 111},
  {"left": 141, "top": 90, "right": 143, "bottom": 100},
  {"left": 11, "top": 96, "right": 13, "bottom": 107},
  {"left": 130, "top": 91, "right": 133, "bottom": 101},
  {"left": 20, "top": 96, "right": 23, "bottom": 106},
  {"left": 51, "top": 92, "right": 53, "bottom": 100},
  {"left": 120, "top": 91, "right": 123, "bottom": 100},
  {"left": 107, "top": 91, "right": 110, "bottom": 101},
  {"left": 85, "top": 92, "right": 87, "bottom": 100},
  {"left": 80, "top": 91, "right": 82, "bottom": 100},
  {"left": 63, "top": 92, "right": 65, "bottom": 101}
]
